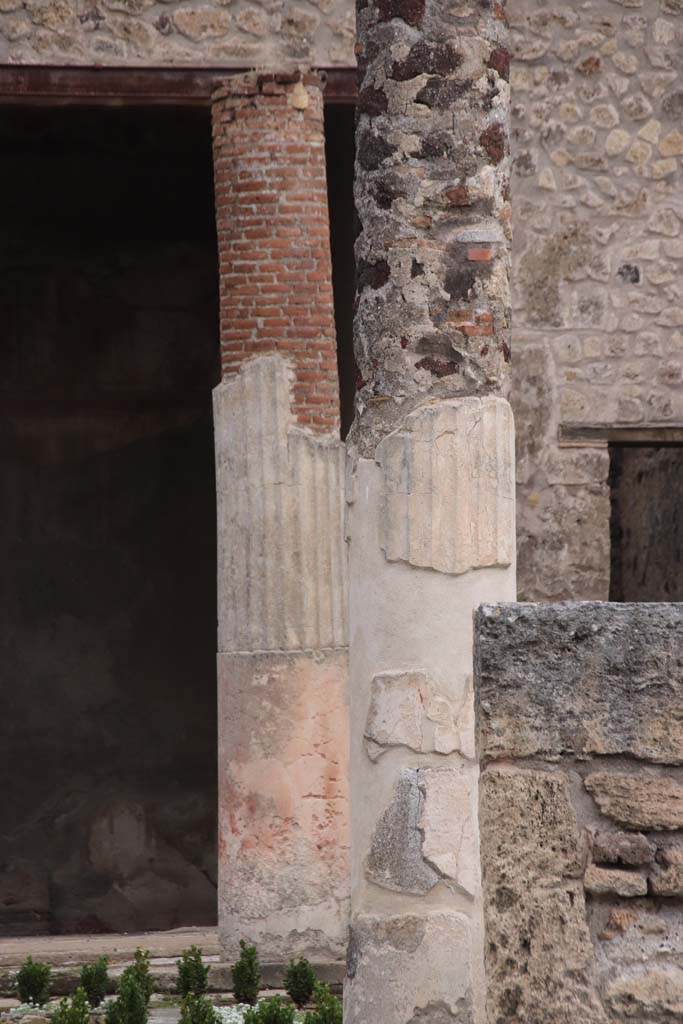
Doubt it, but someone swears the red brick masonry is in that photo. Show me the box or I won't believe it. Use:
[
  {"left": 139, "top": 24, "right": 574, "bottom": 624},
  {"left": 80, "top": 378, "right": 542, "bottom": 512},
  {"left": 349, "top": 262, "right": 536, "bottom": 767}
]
[{"left": 212, "top": 72, "right": 340, "bottom": 435}]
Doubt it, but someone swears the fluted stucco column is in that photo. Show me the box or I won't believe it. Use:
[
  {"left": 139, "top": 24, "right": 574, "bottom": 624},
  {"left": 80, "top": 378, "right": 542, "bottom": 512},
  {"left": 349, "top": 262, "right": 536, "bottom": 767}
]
[
  {"left": 345, "top": 3, "right": 515, "bottom": 1021},
  {"left": 211, "top": 72, "right": 349, "bottom": 966}
]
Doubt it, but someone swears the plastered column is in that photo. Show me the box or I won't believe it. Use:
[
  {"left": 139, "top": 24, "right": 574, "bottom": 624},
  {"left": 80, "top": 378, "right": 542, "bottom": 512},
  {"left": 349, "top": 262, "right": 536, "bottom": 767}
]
[
  {"left": 345, "top": 2, "right": 515, "bottom": 1021},
  {"left": 212, "top": 73, "right": 349, "bottom": 965}
]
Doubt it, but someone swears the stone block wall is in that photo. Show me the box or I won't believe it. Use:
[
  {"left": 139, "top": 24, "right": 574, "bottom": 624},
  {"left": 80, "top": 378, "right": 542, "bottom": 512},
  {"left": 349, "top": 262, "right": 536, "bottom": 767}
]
[
  {"left": 476, "top": 602, "right": 683, "bottom": 1024},
  {"left": 0, "top": 0, "right": 355, "bottom": 67},
  {"left": 508, "top": 0, "right": 683, "bottom": 601}
]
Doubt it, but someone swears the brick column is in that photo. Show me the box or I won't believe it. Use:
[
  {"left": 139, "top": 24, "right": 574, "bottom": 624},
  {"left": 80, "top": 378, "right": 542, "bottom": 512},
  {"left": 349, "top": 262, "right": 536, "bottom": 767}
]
[
  {"left": 211, "top": 73, "right": 349, "bottom": 967},
  {"left": 345, "top": 2, "right": 515, "bottom": 1022},
  {"left": 212, "top": 72, "right": 339, "bottom": 434}
]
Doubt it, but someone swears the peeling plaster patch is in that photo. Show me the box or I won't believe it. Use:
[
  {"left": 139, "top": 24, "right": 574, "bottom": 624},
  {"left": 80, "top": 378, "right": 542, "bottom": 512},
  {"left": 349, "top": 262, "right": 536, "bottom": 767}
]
[
  {"left": 364, "top": 670, "right": 474, "bottom": 761},
  {"left": 419, "top": 766, "right": 478, "bottom": 898}
]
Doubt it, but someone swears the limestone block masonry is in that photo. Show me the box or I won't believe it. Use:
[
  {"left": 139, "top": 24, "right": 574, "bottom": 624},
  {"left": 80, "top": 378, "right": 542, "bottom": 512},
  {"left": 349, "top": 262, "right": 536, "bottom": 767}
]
[
  {"left": 476, "top": 602, "right": 683, "bottom": 1024},
  {"left": 212, "top": 73, "right": 349, "bottom": 965},
  {"left": 346, "top": 2, "right": 515, "bottom": 1018}
]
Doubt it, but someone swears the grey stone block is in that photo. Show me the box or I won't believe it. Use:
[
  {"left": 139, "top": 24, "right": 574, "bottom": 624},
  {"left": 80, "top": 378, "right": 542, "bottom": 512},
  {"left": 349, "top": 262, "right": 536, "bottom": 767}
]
[{"left": 475, "top": 602, "right": 683, "bottom": 763}]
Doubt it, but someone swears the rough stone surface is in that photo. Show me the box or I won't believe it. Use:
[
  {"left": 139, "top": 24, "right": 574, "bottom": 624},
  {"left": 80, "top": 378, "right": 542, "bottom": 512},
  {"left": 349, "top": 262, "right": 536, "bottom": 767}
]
[
  {"left": 584, "top": 865, "right": 647, "bottom": 897},
  {"left": 604, "top": 967, "right": 683, "bottom": 1021},
  {"left": 650, "top": 857, "right": 683, "bottom": 896},
  {"left": 476, "top": 602, "right": 683, "bottom": 1024},
  {"left": 592, "top": 831, "right": 655, "bottom": 866},
  {"left": 349, "top": 0, "right": 512, "bottom": 459},
  {"left": 480, "top": 768, "right": 605, "bottom": 1024},
  {"left": 476, "top": 602, "right": 683, "bottom": 763},
  {"left": 365, "top": 764, "right": 478, "bottom": 900},
  {"left": 0, "top": 0, "right": 356, "bottom": 66},
  {"left": 585, "top": 771, "right": 683, "bottom": 830}
]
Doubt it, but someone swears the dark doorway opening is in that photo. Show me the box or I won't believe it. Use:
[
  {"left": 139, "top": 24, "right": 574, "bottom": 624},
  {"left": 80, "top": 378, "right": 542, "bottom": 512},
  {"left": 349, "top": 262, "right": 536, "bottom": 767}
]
[
  {"left": 609, "top": 444, "right": 683, "bottom": 601},
  {"left": 0, "top": 105, "right": 219, "bottom": 935},
  {"left": 325, "top": 102, "right": 356, "bottom": 440}
]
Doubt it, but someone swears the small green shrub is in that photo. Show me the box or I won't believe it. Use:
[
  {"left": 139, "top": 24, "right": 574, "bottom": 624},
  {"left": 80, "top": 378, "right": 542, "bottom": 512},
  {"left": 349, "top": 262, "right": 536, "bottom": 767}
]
[
  {"left": 105, "top": 971, "right": 147, "bottom": 1024},
  {"left": 16, "top": 956, "right": 51, "bottom": 1005},
  {"left": 81, "top": 956, "right": 109, "bottom": 1007},
  {"left": 52, "top": 987, "right": 91, "bottom": 1024},
  {"left": 120, "top": 949, "right": 153, "bottom": 1006},
  {"left": 283, "top": 959, "right": 316, "bottom": 1009},
  {"left": 243, "top": 996, "right": 295, "bottom": 1024},
  {"left": 177, "top": 946, "right": 209, "bottom": 997},
  {"left": 231, "top": 941, "right": 260, "bottom": 1006},
  {"left": 303, "top": 984, "right": 342, "bottom": 1024},
  {"left": 179, "top": 993, "right": 216, "bottom": 1024}
]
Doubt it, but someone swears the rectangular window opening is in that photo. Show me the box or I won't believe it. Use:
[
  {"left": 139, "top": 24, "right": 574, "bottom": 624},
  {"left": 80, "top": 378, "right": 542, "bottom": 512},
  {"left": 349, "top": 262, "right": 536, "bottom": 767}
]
[{"left": 609, "top": 443, "right": 683, "bottom": 602}]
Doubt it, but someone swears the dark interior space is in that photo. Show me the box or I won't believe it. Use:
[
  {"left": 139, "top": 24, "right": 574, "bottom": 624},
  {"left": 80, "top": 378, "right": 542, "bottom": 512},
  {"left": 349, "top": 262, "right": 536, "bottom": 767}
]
[
  {"left": 325, "top": 103, "right": 356, "bottom": 439},
  {"left": 610, "top": 444, "right": 683, "bottom": 601},
  {"left": 0, "top": 105, "right": 220, "bottom": 934}
]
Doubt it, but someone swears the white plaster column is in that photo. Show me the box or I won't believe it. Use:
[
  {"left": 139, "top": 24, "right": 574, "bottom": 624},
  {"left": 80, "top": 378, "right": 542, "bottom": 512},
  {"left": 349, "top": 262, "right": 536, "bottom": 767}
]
[
  {"left": 345, "top": 0, "right": 515, "bottom": 1017},
  {"left": 345, "top": 400, "right": 515, "bottom": 1023},
  {"left": 214, "top": 355, "right": 349, "bottom": 965}
]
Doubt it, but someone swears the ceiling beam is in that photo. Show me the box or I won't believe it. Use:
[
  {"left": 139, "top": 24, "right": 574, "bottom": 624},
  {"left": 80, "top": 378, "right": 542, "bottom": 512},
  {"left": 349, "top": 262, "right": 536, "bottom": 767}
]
[{"left": 0, "top": 64, "right": 357, "bottom": 106}]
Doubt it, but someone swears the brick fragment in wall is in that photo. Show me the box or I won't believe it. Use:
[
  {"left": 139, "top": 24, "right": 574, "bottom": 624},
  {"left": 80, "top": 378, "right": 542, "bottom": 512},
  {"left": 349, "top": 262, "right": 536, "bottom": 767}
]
[
  {"left": 584, "top": 864, "right": 647, "bottom": 898},
  {"left": 211, "top": 72, "right": 339, "bottom": 436},
  {"left": 592, "top": 831, "right": 655, "bottom": 866},
  {"left": 349, "top": 0, "right": 512, "bottom": 456},
  {"left": 585, "top": 772, "right": 683, "bottom": 831}
]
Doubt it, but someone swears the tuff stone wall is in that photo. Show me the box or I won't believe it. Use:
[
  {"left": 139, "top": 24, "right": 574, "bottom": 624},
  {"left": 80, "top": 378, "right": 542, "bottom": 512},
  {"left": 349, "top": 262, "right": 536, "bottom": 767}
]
[
  {"left": 509, "top": 0, "right": 683, "bottom": 601},
  {"left": 476, "top": 602, "right": 683, "bottom": 1024},
  {"left": 0, "top": 0, "right": 355, "bottom": 67}
]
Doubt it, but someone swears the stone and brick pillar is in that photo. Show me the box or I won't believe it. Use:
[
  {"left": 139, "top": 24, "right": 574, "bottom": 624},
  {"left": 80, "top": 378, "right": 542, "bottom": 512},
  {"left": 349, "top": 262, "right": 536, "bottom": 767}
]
[
  {"left": 211, "top": 72, "right": 349, "bottom": 966},
  {"left": 345, "top": 2, "right": 515, "bottom": 1022}
]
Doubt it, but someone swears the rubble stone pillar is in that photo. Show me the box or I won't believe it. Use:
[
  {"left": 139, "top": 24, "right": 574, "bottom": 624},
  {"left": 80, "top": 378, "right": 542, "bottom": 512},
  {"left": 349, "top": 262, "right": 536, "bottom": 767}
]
[
  {"left": 345, "top": 3, "right": 515, "bottom": 1021},
  {"left": 211, "top": 73, "right": 349, "bottom": 965}
]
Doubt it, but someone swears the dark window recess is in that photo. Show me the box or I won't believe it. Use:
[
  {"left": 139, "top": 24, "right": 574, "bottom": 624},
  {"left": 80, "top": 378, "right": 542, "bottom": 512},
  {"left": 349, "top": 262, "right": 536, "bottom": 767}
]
[{"left": 609, "top": 444, "right": 683, "bottom": 601}]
